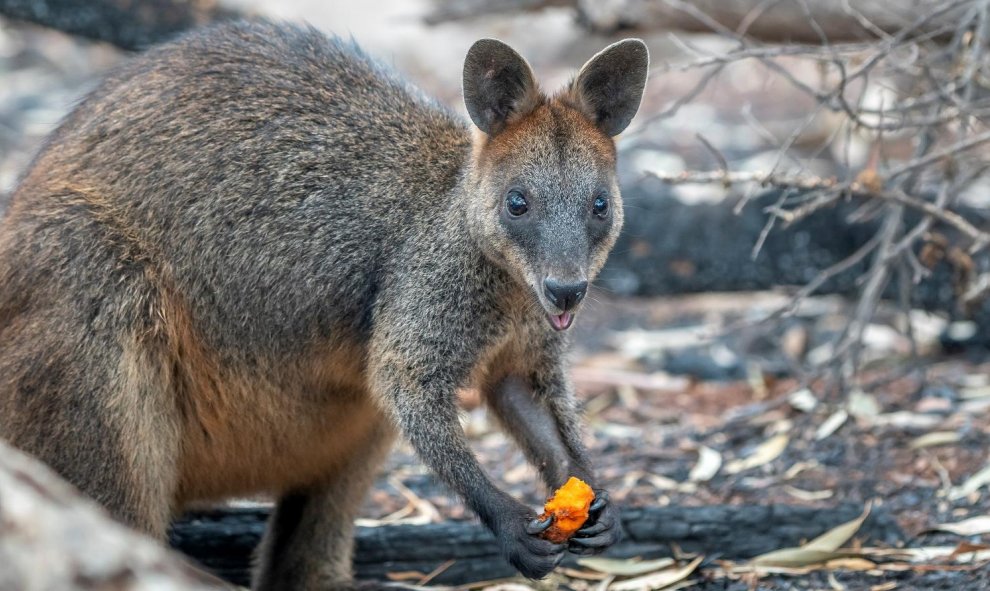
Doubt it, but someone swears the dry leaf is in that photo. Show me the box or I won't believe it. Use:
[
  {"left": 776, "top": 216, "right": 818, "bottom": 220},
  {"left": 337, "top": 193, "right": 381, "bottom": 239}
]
[
  {"left": 609, "top": 556, "right": 704, "bottom": 591},
  {"left": 855, "top": 167, "right": 883, "bottom": 193},
  {"left": 816, "top": 409, "right": 848, "bottom": 441},
  {"left": 646, "top": 474, "right": 681, "bottom": 490},
  {"left": 750, "top": 549, "right": 859, "bottom": 568},
  {"left": 572, "top": 368, "right": 690, "bottom": 392},
  {"left": 784, "top": 485, "right": 834, "bottom": 501},
  {"left": 872, "top": 412, "right": 941, "bottom": 429},
  {"left": 948, "top": 464, "right": 990, "bottom": 500},
  {"left": 751, "top": 504, "right": 871, "bottom": 567},
  {"left": 558, "top": 567, "right": 610, "bottom": 581},
  {"left": 784, "top": 461, "right": 820, "bottom": 480},
  {"left": 578, "top": 557, "right": 675, "bottom": 576},
  {"left": 932, "top": 515, "right": 990, "bottom": 536},
  {"left": 731, "top": 564, "right": 817, "bottom": 575},
  {"left": 910, "top": 431, "right": 961, "bottom": 449},
  {"left": 688, "top": 446, "right": 721, "bottom": 482},
  {"left": 597, "top": 575, "right": 617, "bottom": 591},
  {"left": 804, "top": 503, "right": 871, "bottom": 552},
  {"left": 788, "top": 388, "right": 818, "bottom": 413},
  {"left": 824, "top": 557, "right": 876, "bottom": 570},
  {"left": 828, "top": 570, "right": 845, "bottom": 591},
  {"left": 747, "top": 363, "right": 768, "bottom": 400},
  {"left": 597, "top": 423, "right": 645, "bottom": 439},
  {"left": 914, "top": 397, "right": 952, "bottom": 413},
  {"left": 960, "top": 385, "right": 990, "bottom": 400},
  {"left": 611, "top": 328, "right": 709, "bottom": 357},
  {"left": 725, "top": 434, "right": 789, "bottom": 474},
  {"left": 870, "top": 583, "right": 898, "bottom": 591},
  {"left": 385, "top": 570, "right": 430, "bottom": 582},
  {"left": 650, "top": 581, "right": 697, "bottom": 591},
  {"left": 617, "top": 384, "right": 640, "bottom": 410},
  {"left": 847, "top": 390, "right": 880, "bottom": 420},
  {"left": 863, "top": 543, "right": 990, "bottom": 563},
  {"left": 961, "top": 397, "right": 990, "bottom": 414}
]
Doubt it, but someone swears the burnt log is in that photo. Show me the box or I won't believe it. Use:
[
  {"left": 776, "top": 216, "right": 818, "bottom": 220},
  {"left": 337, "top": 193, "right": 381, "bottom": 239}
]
[
  {"left": 572, "top": 0, "right": 967, "bottom": 42},
  {"left": 598, "top": 179, "right": 990, "bottom": 346},
  {"left": 169, "top": 503, "right": 903, "bottom": 586},
  {"left": 0, "top": 0, "right": 238, "bottom": 50},
  {"left": 427, "top": 0, "right": 967, "bottom": 43}
]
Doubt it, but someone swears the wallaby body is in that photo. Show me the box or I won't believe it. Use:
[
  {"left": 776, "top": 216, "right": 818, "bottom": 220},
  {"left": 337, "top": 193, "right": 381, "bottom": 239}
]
[{"left": 0, "top": 21, "right": 648, "bottom": 590}]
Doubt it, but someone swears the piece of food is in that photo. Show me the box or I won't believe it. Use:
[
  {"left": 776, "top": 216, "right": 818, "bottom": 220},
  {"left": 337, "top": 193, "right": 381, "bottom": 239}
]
[{"left": 538, "top": 476, "right": 595, "bottom": 543}]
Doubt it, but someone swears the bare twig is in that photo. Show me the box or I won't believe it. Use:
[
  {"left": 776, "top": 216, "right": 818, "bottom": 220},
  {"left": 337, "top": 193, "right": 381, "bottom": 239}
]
[
  {"left": 635, "top": 0, "right": 990, "bottom": 390},
  {"left": 647, "top": 169, "right": 990, "bottom": 252}
]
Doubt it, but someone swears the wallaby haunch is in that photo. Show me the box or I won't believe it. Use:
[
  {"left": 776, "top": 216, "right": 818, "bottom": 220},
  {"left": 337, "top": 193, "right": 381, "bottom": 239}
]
[{"left": 0, "top": 21, "right": 649, "bottom": 590}]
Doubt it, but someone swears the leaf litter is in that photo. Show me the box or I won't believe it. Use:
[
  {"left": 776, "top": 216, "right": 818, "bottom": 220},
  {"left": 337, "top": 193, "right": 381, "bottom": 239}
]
[{"left": 362, "top": 292, "right": 990, "bottom": 590}]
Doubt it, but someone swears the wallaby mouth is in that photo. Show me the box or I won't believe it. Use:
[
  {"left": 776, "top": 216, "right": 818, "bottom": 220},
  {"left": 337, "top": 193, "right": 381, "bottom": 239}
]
[
  {"left": 539, "top": 275, "right": 585, "bottom": 331},
  {"left": 547, "top": 311, "right": 574, "bottom": 331}
]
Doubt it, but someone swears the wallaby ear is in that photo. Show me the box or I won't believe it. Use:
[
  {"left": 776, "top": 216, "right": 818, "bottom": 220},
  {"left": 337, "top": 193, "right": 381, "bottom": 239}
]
[
  {"left": 568, "top": 39, "right": 649, "bottom": 136},
  {"left": 463, "top": 39, "right": 541, "bottom": 136}
]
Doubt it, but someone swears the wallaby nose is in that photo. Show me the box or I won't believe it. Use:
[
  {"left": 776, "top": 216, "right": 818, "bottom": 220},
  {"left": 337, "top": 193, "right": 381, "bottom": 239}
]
[{"left": 543, "top": 278, "right": 588, "bottom": 311}]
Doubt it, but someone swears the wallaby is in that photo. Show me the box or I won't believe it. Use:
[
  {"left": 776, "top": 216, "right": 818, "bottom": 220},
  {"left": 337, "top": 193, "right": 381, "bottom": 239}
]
[{"left": 0, "top": 20, "right": 648, "bottom": 590}]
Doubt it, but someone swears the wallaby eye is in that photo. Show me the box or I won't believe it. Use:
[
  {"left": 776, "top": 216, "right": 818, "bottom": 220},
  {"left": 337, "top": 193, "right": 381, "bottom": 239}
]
[
  {"left": 505, "top": 190, "right": 529, "bottom": 217},
  {"left": 593, "top": 193, "right": 609, "bottom": 217}
]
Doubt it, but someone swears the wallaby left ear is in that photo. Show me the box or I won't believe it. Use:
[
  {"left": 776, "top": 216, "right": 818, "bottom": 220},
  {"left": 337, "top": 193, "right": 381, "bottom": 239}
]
[
  {"left": 463, "top": 39, "right": 541, "bottom": 136},
  {"left": 568, "top": 39, "right": 649, "bottom": 136}
]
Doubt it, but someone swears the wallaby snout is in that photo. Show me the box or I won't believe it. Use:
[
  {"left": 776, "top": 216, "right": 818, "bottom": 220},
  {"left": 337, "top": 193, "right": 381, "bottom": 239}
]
[{"left": 543, "top": 277, "right": 587, "bottom": 312}]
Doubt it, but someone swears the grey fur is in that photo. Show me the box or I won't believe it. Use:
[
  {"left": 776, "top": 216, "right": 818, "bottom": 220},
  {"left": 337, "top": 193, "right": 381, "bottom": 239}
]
[{"left": 0, "top": 20, "right": 648, "bottom": 589}]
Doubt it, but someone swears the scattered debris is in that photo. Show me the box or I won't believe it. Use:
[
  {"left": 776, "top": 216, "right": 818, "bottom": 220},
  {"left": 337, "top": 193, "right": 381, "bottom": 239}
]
[
  {"left": 688, "top": 446, "right": 722, "bottom": 482},
  {"left": 725, "top": 433, "right": 789, "bottom": 474}
]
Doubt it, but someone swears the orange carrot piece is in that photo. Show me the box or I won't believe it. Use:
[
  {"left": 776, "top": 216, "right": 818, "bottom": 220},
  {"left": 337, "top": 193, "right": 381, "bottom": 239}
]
[{"left": 538, "top": 476, "right": 594, "bottom": 543}]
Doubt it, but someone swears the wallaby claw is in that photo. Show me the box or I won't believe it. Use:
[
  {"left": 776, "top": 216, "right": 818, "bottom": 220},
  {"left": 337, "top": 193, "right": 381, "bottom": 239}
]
[
  {"left": 589, "top": 489, "right": 609, "bottom": 513},
  {"left": 525, "top": 514, "right": 554, "bottom": 535}
]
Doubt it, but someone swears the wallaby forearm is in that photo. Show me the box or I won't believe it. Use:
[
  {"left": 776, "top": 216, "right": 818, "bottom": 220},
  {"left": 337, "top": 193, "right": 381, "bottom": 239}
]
[
  {"left": 390, "top": 383, "right": 514, "bottom": 526},
  {"left": 486, "top": 375, "right": 589, "bottom": 490}
]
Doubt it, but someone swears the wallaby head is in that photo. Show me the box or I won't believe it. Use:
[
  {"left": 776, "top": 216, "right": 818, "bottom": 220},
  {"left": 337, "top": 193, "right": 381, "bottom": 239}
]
[{"left": 462, "top": 38, "right": 649, "bottom": 331}]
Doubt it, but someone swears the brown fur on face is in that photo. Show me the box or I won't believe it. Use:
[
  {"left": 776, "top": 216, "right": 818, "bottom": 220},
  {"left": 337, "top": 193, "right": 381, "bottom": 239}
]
[{"left": 0, "top": 22, "right": 648, "bottom": 588}]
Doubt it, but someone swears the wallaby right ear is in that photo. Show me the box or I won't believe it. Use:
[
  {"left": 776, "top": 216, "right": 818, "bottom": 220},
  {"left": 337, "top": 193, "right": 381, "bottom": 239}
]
[
  {"left": 463, "top": 39, "right": 540, "bottom": 136},
  {"left": 568, "top": 39, "right": 649, "bottom": 136}
]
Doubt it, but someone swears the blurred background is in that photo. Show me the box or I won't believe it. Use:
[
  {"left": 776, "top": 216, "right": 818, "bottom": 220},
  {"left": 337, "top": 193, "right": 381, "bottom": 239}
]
[{"left": 1, "top": 1, "right": 989, "bottom": 589}]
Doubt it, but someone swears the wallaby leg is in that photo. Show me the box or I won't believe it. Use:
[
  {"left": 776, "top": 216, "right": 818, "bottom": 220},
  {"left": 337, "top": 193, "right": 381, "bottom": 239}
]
[
  {"left": 253, "top": 419, "right": 395, "bottom": 591},
  {"left": 0, "top": 313, "right": 181, "bottom": 537}
]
